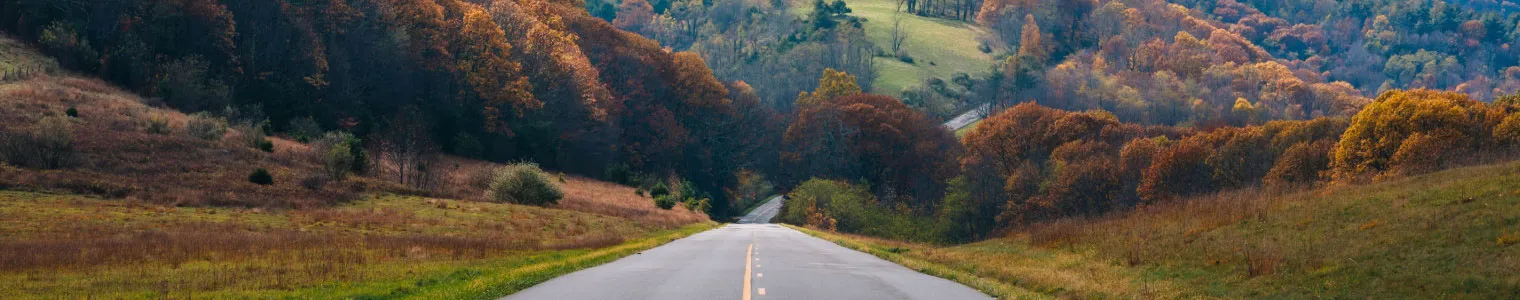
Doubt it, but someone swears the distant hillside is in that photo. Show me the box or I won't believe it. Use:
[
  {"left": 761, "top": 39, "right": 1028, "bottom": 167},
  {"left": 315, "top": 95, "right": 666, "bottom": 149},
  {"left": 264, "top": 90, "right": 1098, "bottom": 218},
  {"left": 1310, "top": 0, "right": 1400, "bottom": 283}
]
[{"left": 1160, "top": 0, "right": 1520, "bottom": 99}]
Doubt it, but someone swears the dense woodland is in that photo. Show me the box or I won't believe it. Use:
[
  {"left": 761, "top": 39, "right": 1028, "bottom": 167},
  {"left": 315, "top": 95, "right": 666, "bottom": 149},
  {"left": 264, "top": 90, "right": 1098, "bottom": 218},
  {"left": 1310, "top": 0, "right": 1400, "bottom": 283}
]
[
  {"left": 940, "top": 0, "right": 1520, "bottom": 127},
  {"left": 4, "top": 0, "right": 1520, "bottom": 243}
]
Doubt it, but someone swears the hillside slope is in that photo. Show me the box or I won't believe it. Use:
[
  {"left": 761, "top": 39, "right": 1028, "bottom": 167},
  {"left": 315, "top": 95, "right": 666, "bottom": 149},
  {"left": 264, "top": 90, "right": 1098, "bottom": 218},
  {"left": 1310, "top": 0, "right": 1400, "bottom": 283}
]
[
  {"left": 0, "top": 0, "right": 783, "bottom": 219},
  {"left": 794, "top": 160, "right": 1520, "bottom": 299},
  {"left": 0, "top": 37, "right": 714, "bottom": 298}
]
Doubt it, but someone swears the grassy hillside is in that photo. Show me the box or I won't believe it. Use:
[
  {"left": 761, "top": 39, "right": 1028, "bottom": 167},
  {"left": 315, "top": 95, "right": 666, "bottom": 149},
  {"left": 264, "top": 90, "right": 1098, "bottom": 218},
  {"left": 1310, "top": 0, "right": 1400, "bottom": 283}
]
[
  {"left": 0, "top": 36, "right": 716, "bottom": 298},
  {"left": 795, "top": 0, "right": 995, "bottom": 95},
  {"left": 793, "top": 160, "right": 1520, "bottom": 299}
]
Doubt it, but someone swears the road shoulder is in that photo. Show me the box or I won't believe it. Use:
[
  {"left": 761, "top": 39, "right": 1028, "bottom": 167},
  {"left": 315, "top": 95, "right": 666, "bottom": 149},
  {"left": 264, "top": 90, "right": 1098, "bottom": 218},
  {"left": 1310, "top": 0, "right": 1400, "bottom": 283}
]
[{"left": 411, "top": 223, "right": 720, "bottom": 299}]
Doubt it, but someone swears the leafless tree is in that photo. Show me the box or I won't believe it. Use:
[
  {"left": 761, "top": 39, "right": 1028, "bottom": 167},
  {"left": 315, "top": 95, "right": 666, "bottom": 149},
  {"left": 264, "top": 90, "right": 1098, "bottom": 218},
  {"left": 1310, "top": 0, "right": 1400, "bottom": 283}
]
[
  {"left": 372, "top": 107, "right": 441, "bottom": 190},
  {"left": 890, "top": 0, "right": 908, "bottom": 54}
]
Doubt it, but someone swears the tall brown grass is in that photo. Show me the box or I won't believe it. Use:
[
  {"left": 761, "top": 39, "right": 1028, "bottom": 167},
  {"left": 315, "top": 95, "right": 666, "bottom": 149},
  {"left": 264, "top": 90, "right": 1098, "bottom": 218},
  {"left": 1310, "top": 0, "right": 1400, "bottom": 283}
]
[
  {"left": 1029, "top": 188, "right": 1275, "bottom": 248},
  {"left": 1027, "top": 187, "right": 1284, "bottom": 275},
  {"left": 0, "top": 191, "right": 665, "bottom": 298},
  {"left": 0, "top": 224, "right": 537, "bottom": 272},
  {"left": 0, "top": 75, "right": 409, "bottom": 208}
]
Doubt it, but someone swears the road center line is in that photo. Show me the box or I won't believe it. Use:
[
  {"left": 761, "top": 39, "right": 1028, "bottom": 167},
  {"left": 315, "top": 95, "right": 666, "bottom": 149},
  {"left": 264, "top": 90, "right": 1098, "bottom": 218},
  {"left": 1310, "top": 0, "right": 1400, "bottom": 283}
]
[{"left": 743, "top": 243, "right": 754, "bottom": 300}]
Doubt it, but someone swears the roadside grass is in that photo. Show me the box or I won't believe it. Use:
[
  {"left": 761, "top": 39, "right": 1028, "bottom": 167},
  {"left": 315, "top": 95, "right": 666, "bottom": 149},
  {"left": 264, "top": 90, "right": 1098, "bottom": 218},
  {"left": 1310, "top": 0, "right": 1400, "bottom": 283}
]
[
  {"left": 788, "top": 161, "right": 1520, "bottom": 299},
  {"left": 793, "top": 0, "right": 995, "bottom": 95},
  {"left": 404, "top": 223, "right": 715, "bottom": 299},
  {"left": 0, "top": 191, "right": 715, "bottom": 298},
  {"left": 787, "top": 225, "right": 1177, "bottom": 299}
]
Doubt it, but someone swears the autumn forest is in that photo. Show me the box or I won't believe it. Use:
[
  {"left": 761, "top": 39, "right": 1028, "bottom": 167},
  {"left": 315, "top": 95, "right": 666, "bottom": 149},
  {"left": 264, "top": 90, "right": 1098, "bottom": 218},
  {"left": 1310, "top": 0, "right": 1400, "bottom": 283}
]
[{"left": 4, "top": 0, "right": 1520, "bottom": 239}]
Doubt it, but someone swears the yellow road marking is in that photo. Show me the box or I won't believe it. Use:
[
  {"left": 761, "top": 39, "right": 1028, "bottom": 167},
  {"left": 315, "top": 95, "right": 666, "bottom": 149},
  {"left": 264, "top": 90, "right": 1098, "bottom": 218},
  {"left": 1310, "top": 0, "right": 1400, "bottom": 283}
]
[
  {"left": 757, "top": 273, "right": 763, "bottom": 278},
  {"left": 743, "top": 243, "right": 754, "bottom": 300},
  {"left": 758, "top": 288, "right": 767, "bottom": 296}
]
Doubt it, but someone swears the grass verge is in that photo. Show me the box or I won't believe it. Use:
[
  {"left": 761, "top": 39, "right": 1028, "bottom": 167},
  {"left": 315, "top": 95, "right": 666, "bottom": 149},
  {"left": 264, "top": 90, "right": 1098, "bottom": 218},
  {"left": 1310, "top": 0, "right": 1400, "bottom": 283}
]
[
  {"left": 405, "top": 223, "right": 715, "bottom": 299},
  {"left": 785, "top": 224, "right": 1055, "bottom": 299}
]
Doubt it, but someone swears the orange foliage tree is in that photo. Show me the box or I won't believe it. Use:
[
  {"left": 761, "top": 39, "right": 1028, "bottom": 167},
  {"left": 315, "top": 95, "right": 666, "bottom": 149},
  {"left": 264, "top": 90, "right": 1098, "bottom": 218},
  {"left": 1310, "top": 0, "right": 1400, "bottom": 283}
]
[{"left": 961, "top": 103, "right": 1154, "bottom": 223}]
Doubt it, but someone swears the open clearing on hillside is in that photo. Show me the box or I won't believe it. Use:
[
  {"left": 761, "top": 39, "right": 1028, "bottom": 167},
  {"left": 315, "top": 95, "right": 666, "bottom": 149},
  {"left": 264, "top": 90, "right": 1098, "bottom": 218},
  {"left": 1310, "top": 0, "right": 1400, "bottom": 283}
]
[
  {"left": 794, "top": 0, "right": 996, "bottom": 95},
  {"left": 793, "top": 160, "right": 1520, "bottom": 299}
]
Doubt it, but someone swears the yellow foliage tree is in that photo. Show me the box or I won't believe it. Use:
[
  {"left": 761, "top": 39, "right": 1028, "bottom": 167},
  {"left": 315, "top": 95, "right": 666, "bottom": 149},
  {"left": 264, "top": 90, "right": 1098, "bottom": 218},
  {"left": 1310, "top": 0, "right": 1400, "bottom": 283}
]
[
  {"left": 1331, "top": 89, "right": 1491, "bottom": 181},
  {"left": 795, "top": 68, "right": 861, "bottom": 106}
]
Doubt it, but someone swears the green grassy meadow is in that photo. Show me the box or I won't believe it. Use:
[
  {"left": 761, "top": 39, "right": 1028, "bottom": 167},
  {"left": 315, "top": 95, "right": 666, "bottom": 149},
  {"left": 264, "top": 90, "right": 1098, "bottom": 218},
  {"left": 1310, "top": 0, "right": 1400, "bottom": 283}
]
[{"left": 794, "top": 0, "right": 996, "bottom": 95}]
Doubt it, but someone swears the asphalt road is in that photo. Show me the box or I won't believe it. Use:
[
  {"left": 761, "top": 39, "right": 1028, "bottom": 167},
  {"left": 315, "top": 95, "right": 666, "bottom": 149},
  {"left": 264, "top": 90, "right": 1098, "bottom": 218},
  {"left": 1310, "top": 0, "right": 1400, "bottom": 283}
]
[
  {"left": 943, "top": 103, "right": 989, "bottom": 131},
  {"left": 737, "top": 195, "right": 784, "bottom": 224},
  {"left": 503, "top": 197, "right": 990, "bottom": 300}
]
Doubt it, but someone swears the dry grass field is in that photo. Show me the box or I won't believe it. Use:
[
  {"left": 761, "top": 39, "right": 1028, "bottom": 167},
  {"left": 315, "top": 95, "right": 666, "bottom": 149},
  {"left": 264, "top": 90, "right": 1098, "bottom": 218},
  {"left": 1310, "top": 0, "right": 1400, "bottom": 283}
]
[{"left": 0, "top": 192, "right": 704, "bottom": 298}]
